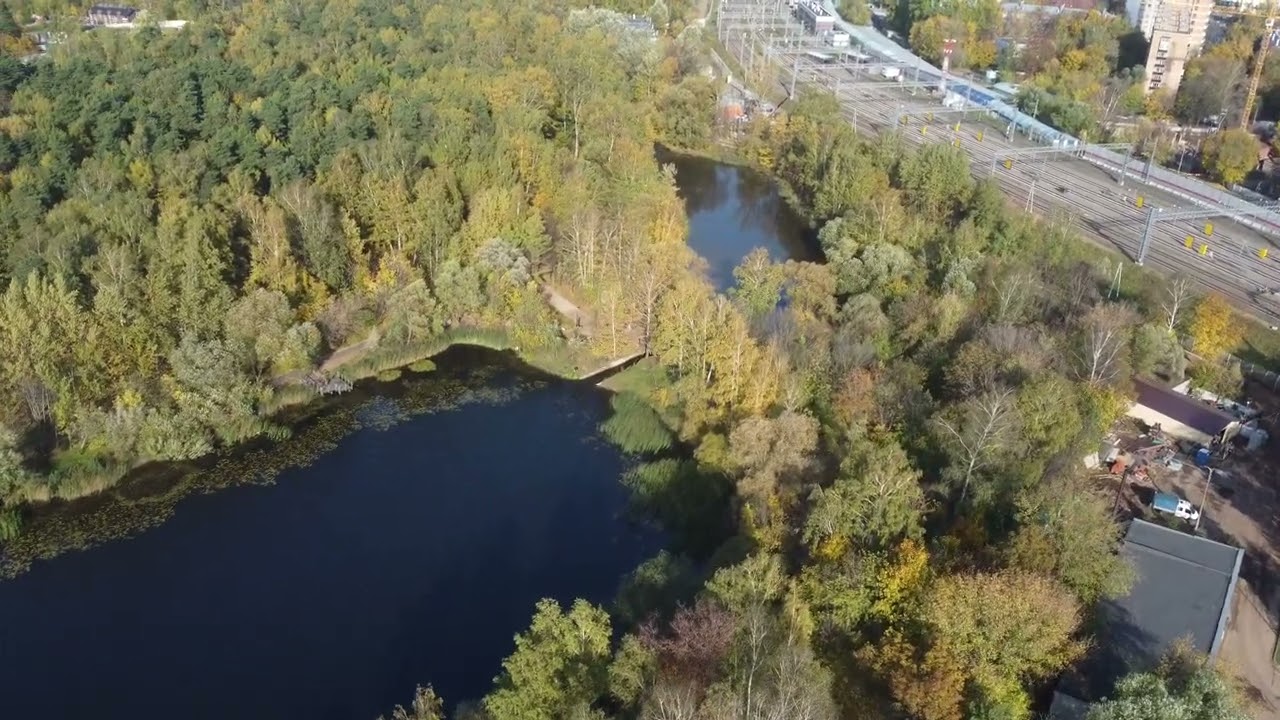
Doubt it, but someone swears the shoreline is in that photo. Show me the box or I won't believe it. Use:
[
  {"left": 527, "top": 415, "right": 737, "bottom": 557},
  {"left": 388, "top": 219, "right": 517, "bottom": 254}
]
[{"left": 0, "top": 341, "right": 622, "bottom": 578}]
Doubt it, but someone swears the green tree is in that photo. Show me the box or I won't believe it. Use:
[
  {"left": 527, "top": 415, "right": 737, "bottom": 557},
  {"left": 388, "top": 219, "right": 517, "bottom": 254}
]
[
  {"left": 167, "top": 333, "right": 258, "bottom": 445},
  {"left": 1005, "top": 474, "right": 1134, "bottom": 604},
  {"left": 804, "top": 435, "right": 925, "bottom": 556},
  {"left": 897, "top": 143, "right": 974, "bottom": 220},
  {"left": 1202, "top": 128, "right": 1260, "bottom": 186},
  {"left": 1087, "top": 645, "right": 1249, "bottom": 720},
  {"left": 224, "top": 288, "right": 294, "bottom": 377},
  {"left": 382, "top": 280, "right": 442, "bottom": 348},
  {"left": 484, "top": 599, "right": 613, "bottom": 720},
  {"left": 1132, "top": 323, "right": 1186, "bottom": 381},
  {"left": 731, "top": 248, "right": 785, "bottom": 325},
  {"left": 838, "top": 0, "right": 872, "bottom": 24}
]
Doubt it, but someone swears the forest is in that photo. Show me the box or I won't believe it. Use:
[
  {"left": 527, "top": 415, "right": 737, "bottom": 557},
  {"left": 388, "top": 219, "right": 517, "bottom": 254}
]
[
  {"left": 0, "top": 0, "right": 722, "bottom": 515},
  {"left": 0, "top": 0, "right": 1256, "bottom": 718},
  {"left": 414, "top": 90, "right": 1251, "bottom": 719}
]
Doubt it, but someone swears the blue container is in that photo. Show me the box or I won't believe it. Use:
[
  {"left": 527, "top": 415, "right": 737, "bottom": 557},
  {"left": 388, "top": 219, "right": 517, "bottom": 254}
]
[{"left": 1196, "top": 447, "right": 1211, "bottom": 467}]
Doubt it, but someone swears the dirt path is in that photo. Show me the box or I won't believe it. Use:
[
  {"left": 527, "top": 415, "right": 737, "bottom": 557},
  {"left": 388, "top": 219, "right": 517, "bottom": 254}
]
[
  {"left": 1160, "top": 437, "right": 1280, "bottom": 719},
  {"left": 543, "top": 285, "right": 594, "bottom": 336},
  {"left": 320, "top": 337, "right": 375, "bottom": 372},
  {"left": 1223, "top": 582, "right": 1280, "bottom": 719}
]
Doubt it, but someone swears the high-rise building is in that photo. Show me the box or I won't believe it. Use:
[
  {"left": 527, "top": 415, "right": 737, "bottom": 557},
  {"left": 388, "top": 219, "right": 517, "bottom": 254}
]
[{"left": 1125, "top": 0, "right": 1215, "bottom": 94}]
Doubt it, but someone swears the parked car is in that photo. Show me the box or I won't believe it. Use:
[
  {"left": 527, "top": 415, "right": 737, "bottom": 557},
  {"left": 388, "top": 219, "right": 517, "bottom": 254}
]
[{"left": 1152, "top": 491, "right": 1200, "bottom": 522}]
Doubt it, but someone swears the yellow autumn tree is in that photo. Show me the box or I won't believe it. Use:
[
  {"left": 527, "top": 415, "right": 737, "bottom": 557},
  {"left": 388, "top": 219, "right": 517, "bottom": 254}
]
[{"left": 1189, "top": 294, "right": 1242, "bottom": 360}]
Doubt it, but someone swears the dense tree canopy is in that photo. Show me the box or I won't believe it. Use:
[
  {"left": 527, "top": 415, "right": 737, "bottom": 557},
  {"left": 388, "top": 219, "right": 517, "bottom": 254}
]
[
  {"left": 0, "top": 4, "right": 1262, "bottom": 720},
  {"left": 0, "top": 0, "right": 727, "bottom": 505}
]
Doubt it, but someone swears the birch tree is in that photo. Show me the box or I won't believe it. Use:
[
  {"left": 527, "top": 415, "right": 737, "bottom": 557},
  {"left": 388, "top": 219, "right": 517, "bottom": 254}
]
[
  {"left": 1074, "top": 303, "right": 1137, "bottom": 386},
  {"left": 934, "top": 387, "right": 1017, "bottom": 506},
  {"left": 1161, "top": 276, "right": 1194, "bottom": 333}
]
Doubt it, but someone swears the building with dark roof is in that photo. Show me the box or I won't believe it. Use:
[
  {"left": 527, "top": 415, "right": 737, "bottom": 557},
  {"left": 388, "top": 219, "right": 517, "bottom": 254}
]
[
  {"left": 1049, "top": 520, "right": 1243, "bottom": 718},
  {"left": 1127, "top": 378, "right": 1238, "bottom": 446}
]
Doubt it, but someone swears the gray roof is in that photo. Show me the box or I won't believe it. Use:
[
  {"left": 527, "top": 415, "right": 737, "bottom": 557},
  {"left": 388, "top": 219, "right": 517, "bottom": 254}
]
[
  {"left": 89, "top": 4, "right": 138, "bottom": 15},
  {"left": 1132, "top": 379, "right": 1234, "bottom": 436},
  {"left": 1059, "top": 520, "right": 1243, "bottom": 702}
]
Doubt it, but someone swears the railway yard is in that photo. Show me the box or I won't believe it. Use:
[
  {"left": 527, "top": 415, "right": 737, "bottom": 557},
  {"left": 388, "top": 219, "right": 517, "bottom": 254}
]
[{"left": 717, "top": 0, "right": 1280, "bottom": 322}]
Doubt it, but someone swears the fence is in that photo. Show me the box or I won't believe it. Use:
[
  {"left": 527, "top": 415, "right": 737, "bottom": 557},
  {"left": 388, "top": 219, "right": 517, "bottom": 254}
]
[
  {"left": 1225, "top": 352, "right": 1280, "bottom": 390},
  {"left": 816, "top": 0, "right": 1280, "bottom": 236}
]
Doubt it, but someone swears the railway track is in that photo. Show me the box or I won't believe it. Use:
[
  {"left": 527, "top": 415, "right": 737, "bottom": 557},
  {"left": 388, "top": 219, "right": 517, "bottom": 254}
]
[{"left": 719, "top": 0, "right": 1280, "bottom": 321}]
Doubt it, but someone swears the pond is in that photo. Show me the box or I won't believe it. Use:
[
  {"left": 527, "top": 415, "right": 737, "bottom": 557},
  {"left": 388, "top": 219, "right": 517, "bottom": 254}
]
[
  {"left": 0, "top": 155, "right": 808, "bottom": 720},
  {"left": 0, "top": 348, "right": 658, "bottom": 719},
  {"left": 660, "top": 150, "right": 818, "bottom": 291}
]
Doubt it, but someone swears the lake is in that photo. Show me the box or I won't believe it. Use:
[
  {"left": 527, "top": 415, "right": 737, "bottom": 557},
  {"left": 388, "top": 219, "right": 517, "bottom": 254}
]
[
  {"left": 0, "top": 349, "right": 658, "bottom": 719},
  {"left": 0, "top": 156, "right": 810, "bottom": 719},
  {"left": 660, "top": 150, "right": 818, "bottom": 291}
]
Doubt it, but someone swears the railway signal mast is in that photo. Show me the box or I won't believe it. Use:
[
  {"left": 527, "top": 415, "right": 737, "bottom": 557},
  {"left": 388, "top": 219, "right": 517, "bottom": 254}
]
[{"left": 940, "top": 38, "right": 956, "bottom": 96}]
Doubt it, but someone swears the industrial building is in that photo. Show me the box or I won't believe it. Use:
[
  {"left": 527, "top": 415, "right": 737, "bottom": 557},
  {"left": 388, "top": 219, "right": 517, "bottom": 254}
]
[
  {"left": 85, "top": 4, "right": 139, "bottom": 26},
  {"left": 793, "top": 0, "right": 834, "bottom": 35},
  {"left": 1125, "top": 0, "right": 1214, "bottom": 93},
  {"left": 1048, "top": 520, "right": 1244, "bottom": 719},
  {"left": 1126, "top": 378, "right": 1240, "bottom": 446}
]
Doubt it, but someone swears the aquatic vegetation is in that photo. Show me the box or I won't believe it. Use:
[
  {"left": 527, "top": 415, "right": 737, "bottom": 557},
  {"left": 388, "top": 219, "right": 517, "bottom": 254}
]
[
  {"left": 0, "top": 355, "right": 528, "bottom": 579},
  {"left": 600, "top": 393, "right": 674, "bottom": 455},
  {"left": 0, "top": 507, "right": 20, "bottom": 541},
  {"left": 354, "top": 397, "right": 410, "bottom": 432}
]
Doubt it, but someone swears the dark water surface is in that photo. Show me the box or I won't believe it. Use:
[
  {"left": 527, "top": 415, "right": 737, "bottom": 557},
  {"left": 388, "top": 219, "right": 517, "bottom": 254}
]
[
  {"left": 0, "top": 348, "right": 658, "bottom": 719},
  {"left": 660, "top": 150, "right": 818, "bottom": 291},
  {"left": 0, "top": 155, "right": 807, "bottom": 720}
]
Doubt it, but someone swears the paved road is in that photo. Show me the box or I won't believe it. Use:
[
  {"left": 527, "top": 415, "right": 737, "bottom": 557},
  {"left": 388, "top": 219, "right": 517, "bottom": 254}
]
[{"left": 718, "top": 0, "right": 1280, "bottom": 321}]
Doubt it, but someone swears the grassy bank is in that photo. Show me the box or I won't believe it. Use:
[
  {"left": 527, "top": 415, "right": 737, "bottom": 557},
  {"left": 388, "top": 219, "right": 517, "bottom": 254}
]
[
  {"left": 6, "top": 327, "right": 611, "bottom": 527},
  {"left": 263, "top": 327, "right": 606, "bottom": 415},
  {"left": 0, "top": 346, "right": 559, "bottom": 578}
]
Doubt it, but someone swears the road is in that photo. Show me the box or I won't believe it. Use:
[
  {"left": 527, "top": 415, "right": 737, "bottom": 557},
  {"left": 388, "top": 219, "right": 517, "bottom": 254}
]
[{"left": 717, "top": 0, "right": 1280, "bottom": 321}]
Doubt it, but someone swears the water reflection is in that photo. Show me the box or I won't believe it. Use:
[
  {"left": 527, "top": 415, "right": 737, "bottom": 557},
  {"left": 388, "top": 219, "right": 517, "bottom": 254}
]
[
  {"left": 0, "top": 347, "right": 659, "bottom": 720},
  {"left": 659, "top": 149, "right": 818, "bottom": 290}
]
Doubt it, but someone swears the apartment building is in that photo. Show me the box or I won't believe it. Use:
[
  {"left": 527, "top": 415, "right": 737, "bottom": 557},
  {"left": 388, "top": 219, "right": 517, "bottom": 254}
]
[{"left": 1125, "top": 0, "right": 1214, "bottom": 93}]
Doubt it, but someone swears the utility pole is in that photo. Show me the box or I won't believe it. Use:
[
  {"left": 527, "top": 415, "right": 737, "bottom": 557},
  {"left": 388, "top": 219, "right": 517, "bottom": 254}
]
[
  {"left": 1195, "top": 467, "right": 1214, "bottom": 532},
  {"left": 1118, "top": 143, "right": 1134, "bottom": 187},
  {"left": 1136, "top": 206, "right": 1161, "bottom": 266},
  {"left": 789, "top": 55, "right": 798, "bottom": 98},
  {"left": 1143, "top": 133, "right": 1161, "bottom": 181}
]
